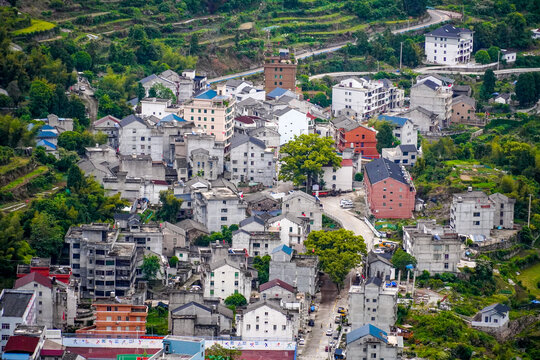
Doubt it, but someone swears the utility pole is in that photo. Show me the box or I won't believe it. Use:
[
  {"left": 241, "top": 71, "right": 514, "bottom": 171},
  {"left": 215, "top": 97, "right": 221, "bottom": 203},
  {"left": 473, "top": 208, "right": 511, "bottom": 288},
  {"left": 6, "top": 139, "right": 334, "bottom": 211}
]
[
  {"left": 497, "top": 51, "right": 500, "bottom": 71},
  {"left": 528, "top": 193, "right": 532, "bottom": 227},
  {"left": 377, "top": 60, "right": 380, "bottom": 72},
  {"left": 399, "top": 42, "right": 403, "bottom": 70}
]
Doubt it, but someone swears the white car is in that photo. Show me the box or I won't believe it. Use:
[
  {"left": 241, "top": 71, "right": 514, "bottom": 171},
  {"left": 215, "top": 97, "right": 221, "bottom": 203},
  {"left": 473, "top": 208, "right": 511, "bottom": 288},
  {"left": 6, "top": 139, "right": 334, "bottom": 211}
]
[
  {"left": 80, "top": 85, "right": 86, "bottom": 91},
  {"left": 340, "top": 199, "right": 353, "bottom": 208},
  {"left": 298, "top": 338, "right": 305, "bottom": 345},
  {"left": 326, "top": 328, "right": 333, "bottom": 336}
]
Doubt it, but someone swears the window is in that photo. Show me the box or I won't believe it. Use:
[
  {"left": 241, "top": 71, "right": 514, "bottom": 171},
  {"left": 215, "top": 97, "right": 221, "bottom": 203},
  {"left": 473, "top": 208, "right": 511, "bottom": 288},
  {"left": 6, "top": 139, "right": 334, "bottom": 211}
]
[
  {"left": 1, "top": 323, "right": 9, "bottom": 330},
  {"left": 473, "top": 221, "right": 480, "bottom": 226},
  {"left": 221, "top": 216, "right": 227, "bottom": 221},
  {"left": 282, "top": 325, "right": 286, "bottom": 330},
  {"left": 210, "top": 290, "right": 214, "bottom": 295},
  {"left": 444, "top": 263, "right": 449, "bottom": 269},
  {"left": 473, "top": 212, "right": 480, "bottom": 217},
  {"left": 273, "top": 325, "right": 277, "bottom": 330},
  {"left": 235, "top": 272, "right": 239, "bottom": 278},
  {"left": 247, "top": 324, "right": 251, "bottom": 330},
  {"left": 2, "top": 335, "right": 9, "bottom": 341},
  {"left": 210, "top": 272, "right": 214, "bottom": 277},
  {"left": 256, "top": 325, "right": 259, "bottom": 330}
]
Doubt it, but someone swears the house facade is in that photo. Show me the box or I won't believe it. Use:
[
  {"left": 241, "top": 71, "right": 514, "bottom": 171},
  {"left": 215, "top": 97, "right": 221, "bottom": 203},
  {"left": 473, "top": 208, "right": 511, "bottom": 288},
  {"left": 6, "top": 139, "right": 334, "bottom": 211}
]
[
  {"left": 425, "top": 24, "right": 474, "bottom": 65},
  {"left": 76, "top": 302, "right": 147, "bottom": 336},
  {"left": 332, "top": 77, "right": 404, "bottom": 120},
  {"left": 273, "top": 107, "right": 311, "bottom": 145},
  {"left": 203, "top": 259, "right": 253, "bottom": 301},
  {"left": 377, "top": 115, "right": 418, "bottom": 147},
  {"left": 228, "top": 134, "right": 275, "bottom": 186},
  {"left": 451, "top": 95, "right": 482, "bottom": 126},
  {"left": 410, "top": 76, "right": 453, "bottom": 128},
  {"left": 348, "top": 278, "right": 398, "bottom": 332},
  {"left": 381, "top": 144, "right": 419, "bottom": 167},
  {"left": 364, "top": 158, "right": 416, "bottom": 219},
  {"left": 346, "top": 324, "right": 402, "bottom": 360},
  {"left": 236, "top": 301, "right": 295, "bottom": 341},
  {"left": 472, "top": 303, "right": 510, "bottom": 329},
  {"left": 321, "top": 159, "right": 354, "bottom": 192},
  {"left": 403, "top": 220, "right": 462, "bottom": 274},
  {"left": 282, "top": 191, "right": 323, "bottom": 231},
  {"left": 0, "top": 290, "right": 37, "bottom": 350}
]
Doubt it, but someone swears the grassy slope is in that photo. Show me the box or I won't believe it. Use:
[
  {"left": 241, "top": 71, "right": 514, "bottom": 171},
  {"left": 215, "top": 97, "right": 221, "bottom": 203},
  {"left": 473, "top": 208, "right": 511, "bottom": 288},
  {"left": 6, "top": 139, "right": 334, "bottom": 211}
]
[
  {"left": 12, "top": 19, "right": 55, "bottom": 35},
  {"left": 517, "top": 262, "right": 540, "bottom": 298}
]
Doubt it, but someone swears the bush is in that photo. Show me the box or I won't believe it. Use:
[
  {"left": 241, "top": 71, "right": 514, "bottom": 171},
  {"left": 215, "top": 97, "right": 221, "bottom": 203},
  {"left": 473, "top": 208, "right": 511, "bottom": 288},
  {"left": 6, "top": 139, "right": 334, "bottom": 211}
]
[{"left": 354, "top": 172, "right": 363, "bottom": 181}]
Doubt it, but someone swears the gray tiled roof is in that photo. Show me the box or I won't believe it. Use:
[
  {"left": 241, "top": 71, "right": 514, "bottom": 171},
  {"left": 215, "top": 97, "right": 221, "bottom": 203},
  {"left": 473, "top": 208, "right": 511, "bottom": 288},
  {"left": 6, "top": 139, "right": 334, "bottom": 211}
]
[{"left": 364, "top": 157, "right": 409, "bottom": 185}]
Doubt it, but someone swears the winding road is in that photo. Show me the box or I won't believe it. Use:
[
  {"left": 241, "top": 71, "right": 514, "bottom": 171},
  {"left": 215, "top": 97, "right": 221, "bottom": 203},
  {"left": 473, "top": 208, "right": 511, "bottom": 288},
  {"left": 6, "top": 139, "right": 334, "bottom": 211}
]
[{"left": 207, "top": 9, "right": 458, "bottom": 84}]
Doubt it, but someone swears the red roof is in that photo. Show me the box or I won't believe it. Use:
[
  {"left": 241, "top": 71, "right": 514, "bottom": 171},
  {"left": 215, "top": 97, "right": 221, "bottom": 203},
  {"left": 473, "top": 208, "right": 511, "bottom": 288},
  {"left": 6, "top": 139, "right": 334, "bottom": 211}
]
[
  {"left": 4, "top": 336, "right": 40, "bottom": 354},
  {"left": 14, "top": 272, "right": 52, "bottom": 290},
  {"left": 341, "top": 159, "right": 353, "bottom": 166},
  {"left": 235, "top": 116, "right": 258, "bottom": 124},
  {"left": 259, "top": 279, "right": 295, "bottom": 293},
  {"left": 151, "top": 180, "right": 168, "bottom": 186},
  {"left": 306, "top": 112, "right": 317, "bottom": 120}
]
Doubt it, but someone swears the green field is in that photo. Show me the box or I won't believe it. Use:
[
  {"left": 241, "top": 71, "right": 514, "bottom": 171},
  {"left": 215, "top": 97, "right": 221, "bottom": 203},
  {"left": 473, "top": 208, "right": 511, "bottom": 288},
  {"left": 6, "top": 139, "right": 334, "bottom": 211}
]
[
  {"left": 517, "top": 262, "right": 540, "bottom": 298},
  {"left": 12, "top": 19, "right": 55, "bottom": 35},
  {"left": 1, "top": 166, "right": 48, "bottom": 191},
  {"left": 0, "top": 157, "right": 30, "bottom": 175}
]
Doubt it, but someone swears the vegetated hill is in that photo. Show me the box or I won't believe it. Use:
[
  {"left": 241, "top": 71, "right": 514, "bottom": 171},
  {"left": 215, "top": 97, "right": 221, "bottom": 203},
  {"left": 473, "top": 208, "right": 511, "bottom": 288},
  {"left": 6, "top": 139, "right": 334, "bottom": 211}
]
[{"left": 6, "top": 0, "right": 429, "bottom": 76}]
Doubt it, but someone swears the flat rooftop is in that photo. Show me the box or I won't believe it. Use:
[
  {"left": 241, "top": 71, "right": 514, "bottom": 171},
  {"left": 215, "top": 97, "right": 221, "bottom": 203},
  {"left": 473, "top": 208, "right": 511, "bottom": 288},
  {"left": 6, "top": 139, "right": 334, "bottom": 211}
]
[{"left": 201, "top": 187, "right": 239, "bottom": 200}]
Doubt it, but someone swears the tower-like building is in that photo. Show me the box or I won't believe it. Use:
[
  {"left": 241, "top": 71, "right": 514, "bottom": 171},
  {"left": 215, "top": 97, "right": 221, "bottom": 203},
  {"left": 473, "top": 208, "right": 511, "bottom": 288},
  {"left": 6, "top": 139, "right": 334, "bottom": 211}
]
[{"left": 264, "top": 49, "right": 297, "bottom": 93}]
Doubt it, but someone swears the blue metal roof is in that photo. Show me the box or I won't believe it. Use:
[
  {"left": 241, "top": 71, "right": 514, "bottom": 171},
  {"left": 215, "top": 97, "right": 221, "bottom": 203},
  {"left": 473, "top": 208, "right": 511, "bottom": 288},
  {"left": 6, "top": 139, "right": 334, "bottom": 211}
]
[
  {"left": 195, "top": 89, "right": 217, "bottom": 100},
  {"left": 272, "top": 244, "right": 293, "bottom": 255},
  {"left": 36, "top": 139, "right": 57, "bottom": 150},
  {"left": 378, "top": 114, "right": 408, "bottom": 127},
  {"left": 160, "top": 114, "right": 186, "bottom": 123},
  {"left": 41, "top": 124, "right": 55, "bottom": 130},
  {"left": 37, "top": 131, "right": 58, "bottom": 138},
  {"left": 346, "top": 324, "right": 388, "bottom": 345},
  {"left": 267, "top": 87, "right": 288, "bottom": 99}
]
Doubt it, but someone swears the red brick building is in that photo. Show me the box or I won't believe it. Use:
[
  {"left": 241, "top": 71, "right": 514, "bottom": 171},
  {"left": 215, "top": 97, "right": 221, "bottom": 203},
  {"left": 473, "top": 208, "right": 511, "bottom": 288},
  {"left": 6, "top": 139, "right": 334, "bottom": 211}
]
[
  {"left": 264, "top": 52, "right": 297, "bottom": 93},
  {"left": 331, "top": 116, "right": 379, "bottom": 158},
  {"left": 76, "top": 301, "right": 148, "bottom": 336},
  {"left": 364, "top": 158, "right": 416, "bottom": 219}
]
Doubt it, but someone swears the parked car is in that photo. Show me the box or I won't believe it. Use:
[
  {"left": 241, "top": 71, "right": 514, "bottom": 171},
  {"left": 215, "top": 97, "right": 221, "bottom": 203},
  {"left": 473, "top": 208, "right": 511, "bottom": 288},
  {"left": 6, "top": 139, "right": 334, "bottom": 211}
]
[
  {"left": 298, "top": 338, "right": 305, "bottom": 346},
  {"left": 326, "top": 328, "right": 333, "bottom": 336},
  {"left": 80, "top": 85, "right": 86, "bottom": 91},
  {"left": 335, "top": 315, "right": 341, "bottom": 324},
  {"left": 340, "top": 199, "right": 353, "bottom": 208},
  {"left": 333, "top": 331, "right": 339, "bottom": 340},
  {"left": 329, "top": 340, "right": 336, "bottom": 348},
  {"left": 338, "top": 307, "right": 346, "bottom": 314},
  {"left": 308, "top": 319, "right": 315, "bottom": 327}
]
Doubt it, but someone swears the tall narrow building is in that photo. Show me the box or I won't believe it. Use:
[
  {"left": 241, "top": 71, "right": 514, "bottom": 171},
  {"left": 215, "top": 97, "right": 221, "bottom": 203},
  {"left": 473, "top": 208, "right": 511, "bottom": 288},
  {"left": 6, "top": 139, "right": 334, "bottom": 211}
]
[{"left": 264, "top": 49, "right": 297, "bottom": 93}]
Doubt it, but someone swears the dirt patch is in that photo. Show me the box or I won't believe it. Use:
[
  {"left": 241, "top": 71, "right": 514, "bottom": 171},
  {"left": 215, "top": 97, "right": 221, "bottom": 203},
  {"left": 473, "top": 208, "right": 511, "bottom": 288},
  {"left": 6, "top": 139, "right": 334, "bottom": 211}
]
[{"left": 460, "top": 174, "right": 472, "bottom": 181}]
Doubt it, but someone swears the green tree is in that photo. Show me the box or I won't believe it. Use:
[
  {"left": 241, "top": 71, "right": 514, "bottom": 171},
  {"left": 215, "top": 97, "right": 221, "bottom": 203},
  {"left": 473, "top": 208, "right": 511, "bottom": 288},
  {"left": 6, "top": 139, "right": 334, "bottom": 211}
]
[
  {"left": 391, "top": 248, "right": 417, "bottom": 273},
  {"left": 403, "top": 0, "right": 426, "bottom": 17},
  {"left": 169, "top": 256, "right": 179, "bottom": 268},
  {"left": 142, "top": 255, "right": 161, "bottom": 280},
  {"left": 29, "top": 211, "right": 64, "bottom": 262},
  {"left": 304, "top": 229, "right": 366, "bottom": 290},
  {"left": 474, "top": 50, "right": 491, "bottom": 64},
  {"left": 487, "top": 46, "right": 501, "bottom": 62},
  {"left": 0, "top": 213, "right": 34, "bottom": 287},
  {"left": 401, "top": 39, "right": 421, "bottom": 67},
  {"left": 515, "top": 72, "right": 537, "bottom": 106},
  {"left": 375, "top": 121, "right": 398, "bottom": 153},
  {"left": 58, "top": 131, "right": 95, "bottom": 155},
  {"left": 67, "top": 164, "right": 85, "bottom": 191},
  {"left": 0, "top": 115, "right": 33, "bottom": 147},
  {"left": 149, "top": 83, "right": 176, "bottom": 102},
  {"left": 204, "top": 344, "right": 242, "bottom": 360},
  {"left": 224, "top": 293, "right": 247, "bottom": 308},
  {"left": 279, "top": 134, "right": 342, "bottom": 191},
  {"left": 481, "top": 69, "right": 496, "bottom": 99},
  {"left": 189, "top": 33, "right": 199, "bottom": 55},
  {"left": 156, "top": 190, "right": 183, "bottom": 223},
  {"left": 29, "top": 79, "right": 54, "bottom": 117},
  {"left": 311, "top": 92, "right": 331, "bottom": 107},
  {"left": 137, "top": 82, "right": 146, "bottom": 101},
  {"left": 253, "top": 255, "right": 271, "bottom": 284}
]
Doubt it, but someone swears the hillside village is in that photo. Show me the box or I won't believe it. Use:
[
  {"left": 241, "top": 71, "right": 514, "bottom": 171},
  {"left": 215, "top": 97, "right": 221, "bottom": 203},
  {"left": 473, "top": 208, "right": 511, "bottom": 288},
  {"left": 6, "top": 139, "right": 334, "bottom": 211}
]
[{"left": 0, "top": 1, "right": 540, "bottom": 360}]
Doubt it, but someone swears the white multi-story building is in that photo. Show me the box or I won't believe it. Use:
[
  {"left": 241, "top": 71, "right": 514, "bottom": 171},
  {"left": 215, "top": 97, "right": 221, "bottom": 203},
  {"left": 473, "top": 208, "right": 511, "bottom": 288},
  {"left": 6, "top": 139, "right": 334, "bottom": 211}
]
[
  {"left": 425, "top": 24, "right": 474, "bottom": 65},
  {"left": 272, "top": 107, "right": 311, "bottom": 145},
  {"left": 236, "top": 301, "right": 295, "bottom": 341},
  {"left": 332, "top": 77, "right": 404, "bottom": 120},
  {"left": 203, "top": 258, "right": 253, "bottom": 302},
  {"left": 410, "top": 76, "right": 453, "bottom": 128},
  {"left": 118, "top": 115, "right": 164, "bottom": 161},
  {"left": 228, "top": 134, "right": 276, "bottom": 186},
  {"left": 0, "top": 290, "right": 37, "bottom": 350},
  {"left": 346, "top": 324, "right": 403, "bottom": 360},
  {"left": 282, "top": 191, "right": 323, "bottom": 231},
  {"left": 377, "top": 115, "right": 418, "bottom": 147},
  {"left": 192, "top": 185, "right": 247, "bottom": 232},
  {"left": 182, "top": 84, "right": 236, "bottom": 148},
  {"left": 321, "top": 159, "right": 354, "bottom": 192},
  {"left": 348, "top": 278, "right": 398, "bottom": 332}
]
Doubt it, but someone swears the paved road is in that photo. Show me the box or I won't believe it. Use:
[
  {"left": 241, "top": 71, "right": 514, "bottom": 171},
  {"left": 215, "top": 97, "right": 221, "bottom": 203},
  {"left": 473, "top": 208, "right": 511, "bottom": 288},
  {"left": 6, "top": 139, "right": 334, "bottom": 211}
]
[
  {"left": 207, "top": 10, "right": 456, "bottom": 84},
  {"left": 320, "top": 192, "right": 378, "bottom": 252},
  {"left": 298, "top": 272, "right": 352, "bottom": 360}
]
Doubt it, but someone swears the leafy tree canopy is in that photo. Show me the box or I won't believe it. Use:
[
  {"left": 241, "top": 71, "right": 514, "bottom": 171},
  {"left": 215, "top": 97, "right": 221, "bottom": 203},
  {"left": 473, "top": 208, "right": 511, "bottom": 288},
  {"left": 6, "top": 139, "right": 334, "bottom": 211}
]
[
  {"left": 156, "top": 190, "right": 183, "bottom": 223},
  {"left": 279, "top": 134, "right": 341, "bottom": 191},
  {"left": 205, "top": 344, "right": 242, "bottom": 360},
  {"left": 224, "top": 293, "right": 247, "bottom": 308},
  {"left": 305, "top": 229, "right": 366, "bottom": 289},
  {"left": 142, "top": 255, "right": 161, "bottom": 280},
  {"left": 253, "top": 255, "right": 271, "bottom": 284},
  {"left": 391, "top": 247, "right": 417, "bottom": 273}
]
